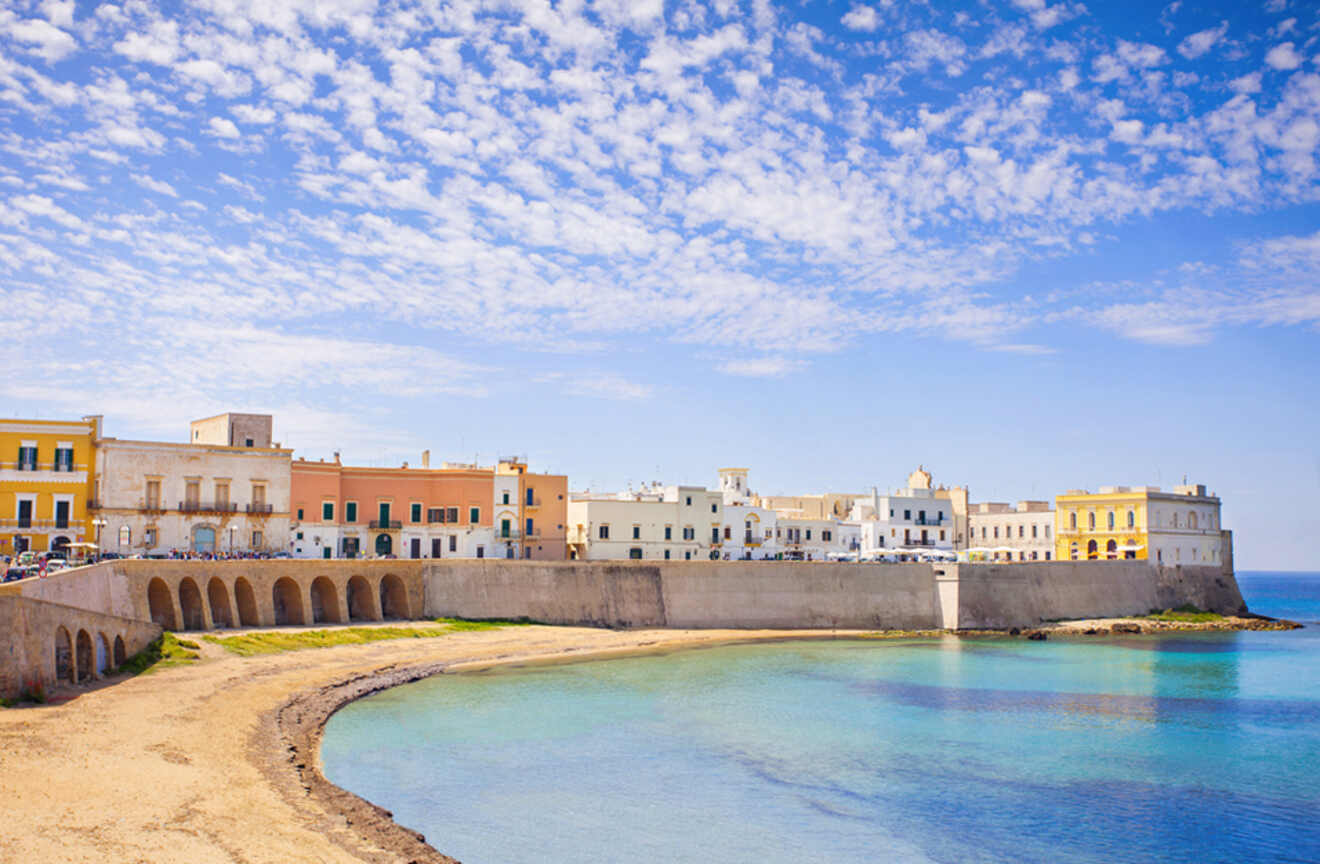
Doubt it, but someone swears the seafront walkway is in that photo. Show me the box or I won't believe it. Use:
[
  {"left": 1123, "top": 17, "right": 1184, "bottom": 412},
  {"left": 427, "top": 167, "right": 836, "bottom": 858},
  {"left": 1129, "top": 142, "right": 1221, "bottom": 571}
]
[{"left": 0, "top": 622, "right": 854, "bottom": 863}]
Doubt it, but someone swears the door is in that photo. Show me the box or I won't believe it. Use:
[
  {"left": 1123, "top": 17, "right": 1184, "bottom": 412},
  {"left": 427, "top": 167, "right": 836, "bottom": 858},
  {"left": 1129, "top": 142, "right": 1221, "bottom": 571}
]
[
  {"left": 193, "top": 526, "right": 216, "bottom": 555},
  {"left": 55, "top": 500, "right": 70, "bottom": 529},
  {"left": 322, "top": 547, "right": 331, "bottom": 560},
  {"left": 375, "top": 533, "right": 392, "bottom": 556},
  {"left": 410, "top": 537, "right": 420, "bottom": 559},
  {"left": 500, "top": 519, "right": 511, "bottom": 538},
  {"left": 17, "top": 499, "right": 32, "bottom": 529},
  {"left": 378, "top": 503, "right": 391, "bottom": 526},
  {"left": 431, "top": 538, "right": 442, "bottom": 558}
]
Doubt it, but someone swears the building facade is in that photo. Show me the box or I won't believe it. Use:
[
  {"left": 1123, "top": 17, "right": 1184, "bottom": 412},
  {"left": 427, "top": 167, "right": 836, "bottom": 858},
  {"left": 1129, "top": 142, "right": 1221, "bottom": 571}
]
[
  {"left": 92, "top": 415, "right": 292, "bottom": 556},
  {"left": 966, "top": 500, "right": 1054, "bottom": 561},
  {"left": 289, "top": 456, "right": 567, "bottom": 561},
  {"left": 848, "top": 468, "right": 956, "bottom": 557},
  {"left": 1054, "top": 484, "right": 1224, "bottom": 565},
  {"left": 567, "top": 484, "right": 724, "bottom": 561},
  {"left": 0, "top": 416, "right": 99, "bottom": 556}
]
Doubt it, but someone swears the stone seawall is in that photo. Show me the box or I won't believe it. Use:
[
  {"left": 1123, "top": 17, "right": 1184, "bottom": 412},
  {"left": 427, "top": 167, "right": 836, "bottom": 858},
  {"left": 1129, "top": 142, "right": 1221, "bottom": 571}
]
[
  {"left": 0, "top": 557, "right": 1246, "bottom": 694},
  {"left": 0, "top": 595, "right": 160, "bottom": 694}
]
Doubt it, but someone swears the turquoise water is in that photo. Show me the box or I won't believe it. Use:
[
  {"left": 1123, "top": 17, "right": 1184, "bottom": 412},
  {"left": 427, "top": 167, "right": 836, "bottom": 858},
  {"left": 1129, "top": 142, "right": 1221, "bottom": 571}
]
[{"left": 322, "top": 572, "right": 1320, "bottom": 863}]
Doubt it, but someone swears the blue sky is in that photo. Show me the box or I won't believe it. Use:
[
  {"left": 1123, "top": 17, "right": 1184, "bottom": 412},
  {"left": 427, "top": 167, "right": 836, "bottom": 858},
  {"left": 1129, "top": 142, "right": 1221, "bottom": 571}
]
[{"left": 0, "top": 0, "right": 1317, "bottom": 569}]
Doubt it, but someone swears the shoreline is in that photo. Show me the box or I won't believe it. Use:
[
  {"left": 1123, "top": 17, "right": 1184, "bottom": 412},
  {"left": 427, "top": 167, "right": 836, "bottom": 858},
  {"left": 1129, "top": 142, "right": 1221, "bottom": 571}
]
[{"left": 0, "top": 616, "right": 1303, "bottom": 863}]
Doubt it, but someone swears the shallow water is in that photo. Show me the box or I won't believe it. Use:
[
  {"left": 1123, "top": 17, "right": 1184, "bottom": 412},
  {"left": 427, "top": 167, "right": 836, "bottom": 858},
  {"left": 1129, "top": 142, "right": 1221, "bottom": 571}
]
[{"left": 322, "top": 571, "right": 1320, "bottom": 863}]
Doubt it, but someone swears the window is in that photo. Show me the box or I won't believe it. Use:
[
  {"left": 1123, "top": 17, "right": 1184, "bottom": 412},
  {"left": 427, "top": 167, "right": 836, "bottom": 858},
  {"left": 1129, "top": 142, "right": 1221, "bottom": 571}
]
[
  {"left": 145, "top": 527, "right": 157, "bottom": 546},
  {"left": 1107, "top": 511, "right": 1115, "bottom": 531},
  {"left": 711, "top": 503, "right": 717, "bottom": 513},
  {"left": 411, "top": 503, "right": 422, "bottom": 523},
  {"left": 993, "top": 527, "right": 999, "bottom": 539},
  {"left": 322, "top": 501, "right": 335, "bottom": 521},
  {"left": 502, "top": 491, "right": 510, "bottom": 505},
  {"left": 449, "top": 535, "right": 457, "bottom": 552},
  {"left": 664, "top": 549, "right": 671, "bottom": 560},
  {"left": 297, "top": 507, "right": 304, "bottom": 521},
  {"left": 918, "top": 510, "right": 926, "bottom": 523},
  {"left": 428, "top": 508, "right": 443, "bottom": 523},
  {"left": 683, "top": 526, "right": 694, "bottom": 540},
  {"left": 940, "top": 530, "right": 945, "bottom": 541},
  {"left": 629, "top": 548, "right": 643, "bottom": 559},
  {"left": 806, "top": 529, "right": 812, "bottom": 540},
  {"left": 664, "top": 525, "right": 672, "bottom": 540},
  {"left": 633, "top": 525, "right": 641, "bottom": 539},
  {"left": 1045, "top": 551, "right": 1051, "bottom": 560},
  {"left": 526, "top": 518, "right": 533, "bottom": 536},
  {"left": 252, "top": 531, "right": 263, "bottom": 547},
  {"left": 1017, "top": 525, "right": 1023, "bottom": 538},
  {"left": 1030, "top": 550, "right": 1038, "bottom": 560},
  {"left": 1069, "top": 511, "right": 1077, "bottom": 530},
  {"left": 904, "top": 509, "right": 911, "bottom": 520},
  {"left": 685, "top": 496, "right": 692, "bottom": 506},
  {"left": 447, "top": 507, "right": 458, "bottom": 523},
  {"left": 1031, "top": 524, "right": 1038, "bottom": 538},
  {"left": 17, "top": 445, "right": 36, "bottom": 470},
  {"left": 711, "top": 527, "right": 720, "bottom": 544},
  {"left": 119, "top": 525, "right": 131, "bottom": 547},
  {"left": 345, "top": 502, "right": 357, "bottom": 523},
  {"left": 1127, "top": 510, "right": 1135, "bottom": 528},
  {"left": 146, "top": 480, "right": 161, "bottom": 509},
  {"left": 526, "top": 487, "right": 535, "bottom": 506},
  {"left": 215, "top": 481, "right": 230, "bottom": 508},
  {"left": 981, "top": 527, "right": 987, "bottom": 539},
  {"left": 600, "top": 524, "right": 610, "bottom": 540},
  {"left": 1088, "top": 512, "right": 1095, "bottom": 530},
  {"left": 724, "top": 526, "right": 731, "bottom": 540},
  {"left": 1044, "top": 525, "right": 1050, "bottom": 538},
  {"left": 685, "top": 551, "right": 691, "bottom": 560},
  {"left": 823, "top": 530, "right": 832, "bottom": 542},
  {"left": 470, "top": 507, "right": 480, "bottom": 524},
  {"left": 54, "top": 446, "right": 73, "bottom": 472},
  {"left": 476, "top": 545, "right": 484, "bottom": 558}
]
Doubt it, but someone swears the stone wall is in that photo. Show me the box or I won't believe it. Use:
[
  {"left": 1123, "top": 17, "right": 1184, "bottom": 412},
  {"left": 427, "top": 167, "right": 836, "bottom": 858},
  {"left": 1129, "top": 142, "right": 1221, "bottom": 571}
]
[
  {"left": 0, "top": 595, "right": 160, "bottom": 696},
  {"left": 949, "top": 561, "right": 1246, "bottom": 629}
]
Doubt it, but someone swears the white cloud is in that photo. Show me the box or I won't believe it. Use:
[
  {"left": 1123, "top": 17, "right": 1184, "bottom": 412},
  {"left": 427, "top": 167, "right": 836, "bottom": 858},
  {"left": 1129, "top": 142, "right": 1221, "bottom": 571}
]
[
  {"left": 718, "top": 357, "right": 802, "bottom": 377},
  {"left": 1177, "top": 21, "right": 1228, "bottom": 60},
  {"left": 131, "top": 173, "right": 179, "bottom": 197},
  {"left": 8, "top": 17, "right": 77, "bottom": 62},
  {"left": 1265, "top": 42, "right": 1303, "bottom": 70},
  {"left": 841, "top": 6, "right": 881, "bottom": 32},
  {"left": 207, "top": 117, "right": 241, "bottom": 139}
]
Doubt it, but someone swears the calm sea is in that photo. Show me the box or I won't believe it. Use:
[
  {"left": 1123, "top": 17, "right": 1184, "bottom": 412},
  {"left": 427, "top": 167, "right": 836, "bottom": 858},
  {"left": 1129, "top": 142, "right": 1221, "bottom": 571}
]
[{"left": 321, "top": 571, "right": 1320, "bottom": 864}]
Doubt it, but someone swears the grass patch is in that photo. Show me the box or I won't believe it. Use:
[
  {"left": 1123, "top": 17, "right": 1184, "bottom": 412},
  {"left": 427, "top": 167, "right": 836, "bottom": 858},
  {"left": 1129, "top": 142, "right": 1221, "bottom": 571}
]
[
  {"left": 202, "top": 618, "right": 533, "bottom": 657},
  {"left": 1141, "top": 604, "right": 1224, "bottom": 623},
  {"left": 118, "top": 632, "right": 201, "bottom": 675}
]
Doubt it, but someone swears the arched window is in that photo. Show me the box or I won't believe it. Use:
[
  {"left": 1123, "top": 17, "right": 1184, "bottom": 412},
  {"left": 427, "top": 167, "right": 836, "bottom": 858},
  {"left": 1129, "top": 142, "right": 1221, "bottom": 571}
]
[
  {"left": 118, "top": 525, "right": 131, "bottom": 547},
  {"left": 1086, "top": 539, "right": 1098, "bottom": 559},
  {"left": 1107, "top": 511, "right": 1115, "bottom": 531},
  {"left": 1127, "top": 510, "right": 1135, "bottom": 528},
  {"left": 1088, "top": 512, "right": 1095, "bottom": 530},
  {"left": 1106, "top": 539, "right": 1117, "bottom": 559},
  {"left": 1069, "top": 512, "right": 1077, "bottom": 530}
]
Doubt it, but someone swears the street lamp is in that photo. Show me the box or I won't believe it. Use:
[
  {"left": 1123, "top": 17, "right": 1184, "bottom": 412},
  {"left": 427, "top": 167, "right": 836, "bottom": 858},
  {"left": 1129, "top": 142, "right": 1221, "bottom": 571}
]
[
  {"left": 228, "top": 524, "right": 237, "bottom": 557},
  {"left": 92, "top": 518, "right": 107, "bottom": 560}
]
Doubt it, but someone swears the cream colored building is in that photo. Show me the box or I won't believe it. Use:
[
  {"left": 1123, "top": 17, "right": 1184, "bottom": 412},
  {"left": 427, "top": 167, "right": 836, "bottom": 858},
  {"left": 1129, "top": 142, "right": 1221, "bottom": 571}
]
[
  {"left": 966, "top": 501, "right": 1054, "bottom": 562},
  {"left": 92, "top": 414, "right": 291, "bottom": 556},
  {"left": 567, "top": 484, "right": 722, "bottom": 561}
]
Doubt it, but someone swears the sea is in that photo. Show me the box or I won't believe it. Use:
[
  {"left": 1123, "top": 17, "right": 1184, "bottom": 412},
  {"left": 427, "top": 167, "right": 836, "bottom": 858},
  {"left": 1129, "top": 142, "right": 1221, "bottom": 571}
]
[{"left": 321, "top": 571, "right": 1320, "bottom": 864}]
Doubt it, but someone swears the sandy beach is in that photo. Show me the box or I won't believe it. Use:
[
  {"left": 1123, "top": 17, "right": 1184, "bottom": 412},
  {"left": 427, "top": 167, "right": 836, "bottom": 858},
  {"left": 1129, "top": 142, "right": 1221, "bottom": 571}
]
[
  {"left": 0, "top": 616, "right": 1299, "bottom": 863},
  {"left": 0, "top": 624, "right": 866, "bottom": 863}
]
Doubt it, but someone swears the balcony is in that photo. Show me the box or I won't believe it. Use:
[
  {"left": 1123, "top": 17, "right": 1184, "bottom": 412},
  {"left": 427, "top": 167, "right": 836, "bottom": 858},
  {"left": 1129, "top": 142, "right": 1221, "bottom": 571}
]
[
  {"left": 246, "top": 503, "right": 274, "bottom": 514},
  {"left": 495, "top": 528, "right": 522, "bottom": 541},
  {"left": 369, "top": 519, "right": 402, "bottom": 530},
  {"left": 0, "top": 518, "right": 69, "bottom": 530},
  {"left": 913, "top": 516, "right": 944, "bottom": 526},
  {"left": 904, "top": 538, "right": 936, "bottom": 547},
  {"left": 179, "top": 501, "right": 238, "bottom": 513},
  {"left": 524, "top": 497, "right": 543, "bottom": 509},
  {"left": 138, "top": 499, "right": 166, "bottom": 513}
]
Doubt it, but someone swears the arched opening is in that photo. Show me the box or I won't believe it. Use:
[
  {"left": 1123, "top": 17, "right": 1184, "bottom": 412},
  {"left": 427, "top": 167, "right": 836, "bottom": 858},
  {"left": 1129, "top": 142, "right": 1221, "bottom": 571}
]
[
  {"left": 379, "top": 573, "right": 409, "bottom": 619},
  {"left": 1086, "top": 539, "right": 1098, "bottom": 559},
  {"left": 375, "top": 533, "right": 393, "bottom": 556},
  {"left": 54, "top": 626, "right": 73, "bottom": 683},
  {"left": 147, "top": 577, "right": 177, "bottom": 629},
  {"left": 1127, "top": 510, "right": 1135, "bottom": 529},
  {"left": 309, "top": 576, "right": 341, "bottom": 624},
  {"left": 272, "top": 577, "right": 305, "bottom": 626},
  {"left": 1087, "top": 512, "right": 1095, "bottom": 530},
  {"left": 207, "top": 578, "right": 233, "bottom": 628},
  {"left": 75, "top": 630, "right": 93, "bottom": 683},
  {"left": 95, "top": 632, "right": 110, "bottom": 676},
  {"left": 234, "top": 577, "right": 259, "bottom": 627},
  {"left": 1107, "top": 511, "right": 1115, "bottom": 531},
  {"left": 113, "top": 635, "right": 126, "bottom": 667},
  {"left": 1106, "top": 539, "right": 1118, "bottom": 559},
  {"left": 51, "top": 535, "right": 71, "bottom": 556},
  {"left": 1068, "top": 511, "right": 1077, "bottom": 530},
  {"left": 178, "top": 577, "right": 206, "bottom": 630},
  {"left": 346, "top": 574, "right": 379, "bottom": 621},
  {"left": 1124, "top": 538, "right": 1138, "bottom": 560}
]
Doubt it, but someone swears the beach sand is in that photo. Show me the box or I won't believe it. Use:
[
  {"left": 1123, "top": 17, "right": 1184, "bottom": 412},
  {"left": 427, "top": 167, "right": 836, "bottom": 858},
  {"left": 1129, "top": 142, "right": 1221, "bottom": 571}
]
[
  {"left": 0, "top": 616, "right": 1299, "bottom": 863},
  {"left": 0, "top": 625, "right": 863, "bottom": 863}
]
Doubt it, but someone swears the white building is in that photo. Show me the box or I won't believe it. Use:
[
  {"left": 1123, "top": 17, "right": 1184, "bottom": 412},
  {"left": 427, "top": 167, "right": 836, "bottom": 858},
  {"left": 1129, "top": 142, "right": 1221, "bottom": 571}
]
[
  {"left": 93, "top": 414, "right": 292, "bottom": 556},
  {"left": 567, "top": 483, "right": 722, "bottom": 561},
  {"left": 848, "top": 467, "right": 955, "bottom": 558},
  {"left": 966, "top": 500, "right": 1054, "bottom": 562},
  {"left": 1146, "top": 485, "right": 1225, "bottom": 565}
]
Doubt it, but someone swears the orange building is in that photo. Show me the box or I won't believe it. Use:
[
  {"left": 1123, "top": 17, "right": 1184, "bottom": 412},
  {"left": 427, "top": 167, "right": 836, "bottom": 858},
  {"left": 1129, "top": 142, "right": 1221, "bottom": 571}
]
[{"left": 289, "top": 454, "right": 567, "bottom": 561}]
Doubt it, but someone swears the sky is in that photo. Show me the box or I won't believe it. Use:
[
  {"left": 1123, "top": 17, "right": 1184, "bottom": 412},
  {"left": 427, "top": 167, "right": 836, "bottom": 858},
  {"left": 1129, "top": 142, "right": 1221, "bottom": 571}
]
[{"left": 0, "top": 0, "right": 1317, "bottom": 569}]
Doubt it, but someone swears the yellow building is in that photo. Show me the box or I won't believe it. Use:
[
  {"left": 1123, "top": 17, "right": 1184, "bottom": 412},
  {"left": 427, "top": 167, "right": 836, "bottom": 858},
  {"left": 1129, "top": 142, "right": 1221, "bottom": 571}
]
[
  {"left": 1055, "top": 484, "right": 1224, "bottom": 565},
  {"left": 0, "top": 416, "right": 100, "bottom": 556}
]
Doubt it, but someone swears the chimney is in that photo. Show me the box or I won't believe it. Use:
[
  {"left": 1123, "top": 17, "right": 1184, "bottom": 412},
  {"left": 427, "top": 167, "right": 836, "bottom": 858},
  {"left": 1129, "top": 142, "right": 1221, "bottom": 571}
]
[
  {"left": 402, "top": 461, "right": 409, "bottom": 469},
  {"left": 422, "top": 449, "right": 430, "bottom": 468}
]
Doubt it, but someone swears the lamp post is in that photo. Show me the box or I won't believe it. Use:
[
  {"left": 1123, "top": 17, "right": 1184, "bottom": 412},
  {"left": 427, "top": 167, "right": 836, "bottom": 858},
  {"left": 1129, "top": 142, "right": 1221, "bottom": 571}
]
[
  {"left": 92, "top": 518, "right": 107, "bottom": 561},
  {"left": 228, "top": 524, "right": 237, "bottom": 558}
]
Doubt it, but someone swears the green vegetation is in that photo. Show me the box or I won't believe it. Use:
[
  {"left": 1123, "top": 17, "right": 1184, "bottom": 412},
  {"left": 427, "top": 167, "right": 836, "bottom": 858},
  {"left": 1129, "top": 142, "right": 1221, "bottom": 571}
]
[
  {"left": 117, "top": 632, "right": 201, "bottom": 675},
  {"left": 435, "top": 616, "right": 538, "bottom": 631},
  {"left": 203, "top": 618, "right": 534, "bottom": 657},
  {"left": 1141, "top": 604, "right": 1225, "bottom": 623}
]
